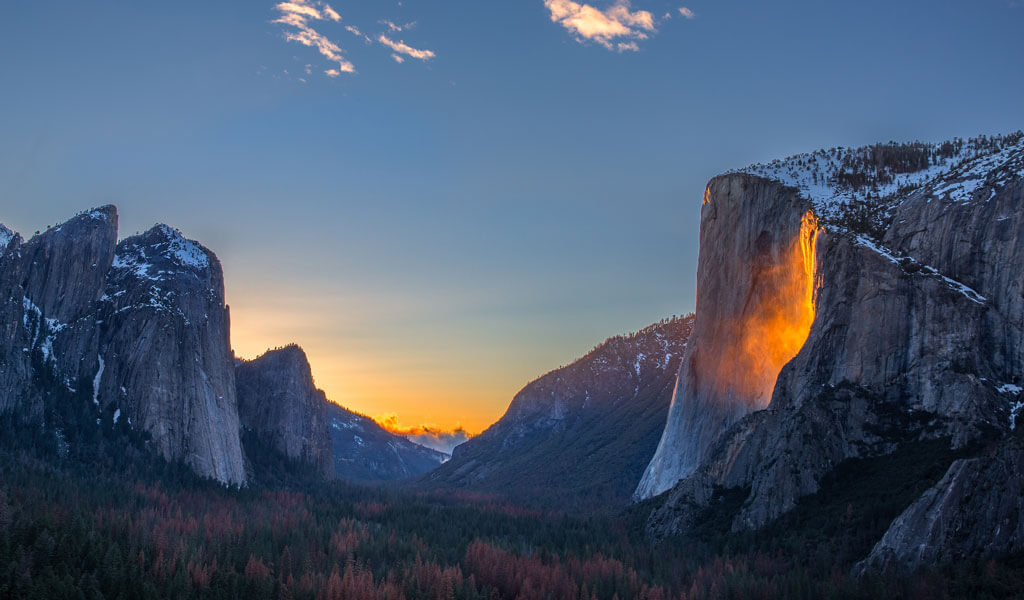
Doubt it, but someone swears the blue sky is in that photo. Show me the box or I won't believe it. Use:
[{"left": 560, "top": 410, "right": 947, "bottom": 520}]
[{"left": 1, "top": 0, "right": 1022, "bottom": 433}]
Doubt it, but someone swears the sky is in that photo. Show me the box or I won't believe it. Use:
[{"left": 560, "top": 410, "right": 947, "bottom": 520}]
[{"left": 1, "top": 0, "right": 1022, "bottom": 438}]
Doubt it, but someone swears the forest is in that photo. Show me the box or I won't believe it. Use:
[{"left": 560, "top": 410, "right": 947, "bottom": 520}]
[{"left": 1, "top": 369, "right": 1023, "bottom": 600}]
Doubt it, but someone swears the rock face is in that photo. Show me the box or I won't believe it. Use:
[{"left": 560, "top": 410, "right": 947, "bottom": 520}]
[
  {"left": 0, "top": 210, "right": 248, "bottom": 485},
  {"left": 95, "top": 224, "right": 248, "bottom": 485},
  {"left": 424, "top": 317, "right": 694, "bottom": 510},
  {"left": 0, "top": 208, "right": 118, "bottom": 414},
  {"left": 855, "top": 431, "right": 1024, "bottom": 573},
  {"left": 644, "top": 133, "right": 1024, "bottom": 567},
  {"left": 635, "top": 179, "right": 817, "bottom": 500},
  {"left": 236, "top": 345, "right": 335, "bottom": 478},
  {"left": 326, "top": 403, "right": 448, "bottom": 482}
]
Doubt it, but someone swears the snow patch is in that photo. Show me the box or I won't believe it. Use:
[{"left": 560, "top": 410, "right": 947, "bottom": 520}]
[
  {"left": 113, "top": 408, "right": 121, "bottom": 424},
  {"left": 995, "top": 384, "right": 1022, "bottom": 429},
  {"left": 735, "top": 134, "right": 1024, "bottom": 222},
  {"left": 157, "top": 225, "right": 209, "bottom": 269},
  {"left": 92, "top": 357, "right": 105, "bottom": 406},
  {"left": 22, "top": 296, "right": 67, "bottom": 363},
  {"left": 930, "top": 141, "right": 1024, "bottom": 204}
]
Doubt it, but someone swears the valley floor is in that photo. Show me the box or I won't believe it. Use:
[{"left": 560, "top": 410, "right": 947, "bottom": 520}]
[{"left": 1, "top": 430, "right": 1023, "bottom": 600}]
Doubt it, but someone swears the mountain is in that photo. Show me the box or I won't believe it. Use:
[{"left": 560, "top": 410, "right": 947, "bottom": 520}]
[
  {"left": 96, "top": 224, "right": 247, "bottom": 485},
  {"left": 641, "top": 133, "right": 1024, "bottom": 569},
  {"left": 0, "top": 207, "right": 118, "bottom": 416},
  {"left": 422, "top": 316, "right": 694, "bottom": 510},
  {"left": 0, "top": 208, "right": 246, "bottom": 483},
  {"left": 0, "top": 205, "right": 443, "bottom": 487},
  {"left": 235, "top": 345, "right": 335, "bottom": 479},
  {"left": 326, "top": 402, "right": 448, "bottom": 482},
  {"left": 0, "top": 208, "right": 250, "bottom": 485}
]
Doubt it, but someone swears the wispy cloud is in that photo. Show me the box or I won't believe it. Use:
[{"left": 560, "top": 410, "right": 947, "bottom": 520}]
[
  {"left": 273, "top": 0, "right": 355, "bottom": 75},
  {"left": 272, "top": 3, "right": 436, "bottom": 75},
  {"left": 678, "top": 6, "right": 695, "bottom": 19},
  {"left": 345, "top": 24, "right": 373, "bottom": 43},
  {"left": 380, "top": 19, "right": 416, "bottom": 32},
  {"left": 375, "top": 414, "right": 472, "bottom": 455},
  {"left": 377, "top": 34, "right": 436, "bottom": 61},
  {"left": 544, "top": 0, "right": 656, "bottom": 51}
]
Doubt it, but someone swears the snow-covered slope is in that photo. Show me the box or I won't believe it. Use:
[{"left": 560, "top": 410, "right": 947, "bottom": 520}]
[{"left": 735, "top": 133, "right": 1024, "bottom": 223}]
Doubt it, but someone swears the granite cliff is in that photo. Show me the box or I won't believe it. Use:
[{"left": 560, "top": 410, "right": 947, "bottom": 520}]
[
  {"left": 642, "top": 133, "right": 1024, "bottom": 570},
  {"left": 0, "top": 209, "right": 247, "bottom": 484},
  {"left": 96, "top": 224, "right": 247, "bottom": 485},
  {"left": 236, "top": 345, "right": 335, "bottom": 479}
]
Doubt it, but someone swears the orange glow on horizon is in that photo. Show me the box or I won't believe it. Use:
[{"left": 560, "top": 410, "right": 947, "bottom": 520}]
[{"left": 226, "top": 296, "right": 512, "bottom": 435}]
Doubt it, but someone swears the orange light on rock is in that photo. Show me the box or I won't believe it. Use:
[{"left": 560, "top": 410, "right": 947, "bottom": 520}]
[{"left": 729, "top": 210, "right": 819, "bottom": 402}]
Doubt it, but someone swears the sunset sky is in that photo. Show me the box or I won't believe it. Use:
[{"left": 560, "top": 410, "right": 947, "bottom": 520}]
[{"left": 2, "top": 0, "right": 1022, "bottom": 436}]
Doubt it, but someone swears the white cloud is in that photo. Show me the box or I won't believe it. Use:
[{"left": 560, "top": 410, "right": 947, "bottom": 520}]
[
  {"left": 377, "top": 34, "right": 436, "bottom": 61},
  {"left": 380, "top": 19, "right": 416, "bottom": 32},
  {"left": 544, "top": 0, "right": 657, "bottom": 51},
  {"left": 679, "top": 6, "right": 695, "bottom": 19},
  {"left": 271, "top": 2, "right": 436, "bottom": 76},
  {"left": 321, "top": 4, "right": 341, "bottom": 21},
  {"left": 345, "top": 24, "right": 373, "bottom": 43},
  {"left": 273, "top": 0, "right": 355, "bottom": 75}
]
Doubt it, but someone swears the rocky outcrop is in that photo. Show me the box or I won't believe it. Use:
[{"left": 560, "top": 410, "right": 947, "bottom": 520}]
[
  {"left": 236, "top": 345, "right": 334, "bottom": 478},
  {"left": 644, "top": 134, "right": 1024, "bottom": 563},
  {"left": 0, "top": 210, "right": 249, "bottom": 485},
  {"left": 327, "top": 403, "right": 448, "bottom": 482},
  {"left": 635, "top": 178, "right": 816, "bottom": 500},
  {"left": 95, "top": 224, "right": 247, "bottom": 485},
  {"left": 424, "top": 317, "right": 693, "bottom": 509},
  {"left": 855, "top": 432, "right": 1024, "bottom": 573},
  {"left": 0, "top": 207, "right": 117, "bottom": 413}
]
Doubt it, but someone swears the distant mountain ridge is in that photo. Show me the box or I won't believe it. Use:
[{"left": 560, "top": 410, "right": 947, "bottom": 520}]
[
  {"left": 327, "top": 403, "right": 448, "bottom": 482},
  {"left": 421, "top": 315, "right": 694, "bottom": 510}
]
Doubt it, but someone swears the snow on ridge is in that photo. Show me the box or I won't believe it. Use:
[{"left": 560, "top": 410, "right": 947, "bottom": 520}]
[
  {"left": 853, "top": 235, "right": 986, "bottom": 305},
  {"left": 155, "top": 224, "right": 210, "bottom": 270},
  {"left": 732, "top": 134, "right": 1024, "bottom": 221},
  {"left": 929, "top": 140, "right": 1024, "bottom": 204},
  {"left": 111, "top": 224, "right": 210, "bottom": 281},
  {"left": 87, "top": 206, "right": 114, "bottom": 220},
  {"left": 0, "top": 224, "right": 15, "bottom": 249}
]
